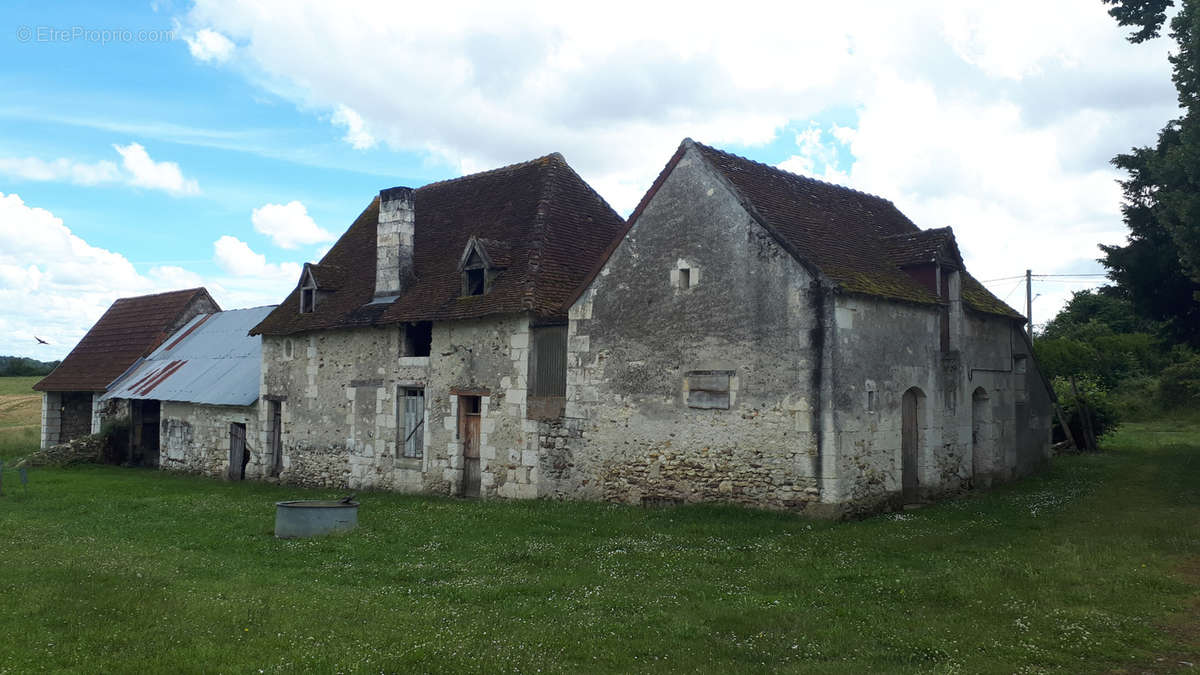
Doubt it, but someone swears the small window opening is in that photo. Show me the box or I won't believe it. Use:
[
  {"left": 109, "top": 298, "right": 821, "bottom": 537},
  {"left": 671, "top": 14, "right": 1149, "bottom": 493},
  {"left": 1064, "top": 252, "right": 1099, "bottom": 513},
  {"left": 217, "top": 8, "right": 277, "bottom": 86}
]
[
  {"left": 867, "top": 390, "right": 876, "bottom": 412},
  {"left": 679, "top": 268, "right": 691, "bottom": 289},
  {"left": 300, "top": 287, "right": 316, "bottom": 313},
  {"left": 403, "top": 321, "right": 432, "bottom": 357},
  {"left": 464, "top": 268, "right": 485, "bottom": 296},
  {"left": 284, "top": 338, "right": 294, "bottom": 359},
  {"left": 1014, "top": 355, "right": 1028, "bottom": 374}
]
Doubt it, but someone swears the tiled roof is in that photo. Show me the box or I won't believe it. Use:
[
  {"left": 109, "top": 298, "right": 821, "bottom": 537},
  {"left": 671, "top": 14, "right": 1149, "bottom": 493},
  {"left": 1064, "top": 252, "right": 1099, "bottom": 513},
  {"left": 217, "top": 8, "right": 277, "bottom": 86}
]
[
  {"left": 34, "top": 288, "right": 219, "bottom": 392},
  {"left": 881, "top": 227, "right": 964, "bottom": 269},
  {"left": 687, "top": 140, "right": 1020, "bottom": 318},
  {"left": 251, "top": 153, "right": 625, "bottom": 336}
]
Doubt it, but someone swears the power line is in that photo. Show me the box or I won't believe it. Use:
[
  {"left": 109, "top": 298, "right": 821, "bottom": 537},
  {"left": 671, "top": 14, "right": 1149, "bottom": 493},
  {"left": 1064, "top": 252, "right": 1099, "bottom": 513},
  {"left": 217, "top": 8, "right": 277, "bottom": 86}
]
[
  {"left": 1031, "top": 273, "right": 1107, "bottom": 279},
  {"left": 1001, "top": 279, "right": 1025, "bottom": 302}
]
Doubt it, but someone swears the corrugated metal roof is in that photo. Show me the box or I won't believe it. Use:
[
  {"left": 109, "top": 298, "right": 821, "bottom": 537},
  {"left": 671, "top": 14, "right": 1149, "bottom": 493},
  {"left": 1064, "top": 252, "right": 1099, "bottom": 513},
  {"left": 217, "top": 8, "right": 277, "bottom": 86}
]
[{"left": 101, "top": 305, "right": 275, "bottom": 406}]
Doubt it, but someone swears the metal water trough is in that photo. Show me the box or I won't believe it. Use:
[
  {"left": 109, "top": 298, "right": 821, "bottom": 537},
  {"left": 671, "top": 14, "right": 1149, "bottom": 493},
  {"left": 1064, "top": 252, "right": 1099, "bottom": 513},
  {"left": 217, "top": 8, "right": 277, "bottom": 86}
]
[{"left": 274, "top": 498, "right": 358, "bottom": 538}]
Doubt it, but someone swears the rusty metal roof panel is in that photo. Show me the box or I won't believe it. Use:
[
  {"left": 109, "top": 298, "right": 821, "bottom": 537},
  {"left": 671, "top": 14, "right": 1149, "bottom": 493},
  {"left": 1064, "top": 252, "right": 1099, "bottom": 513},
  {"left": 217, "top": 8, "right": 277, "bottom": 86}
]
[{"left": 101, "top": 305, "right": 275, "bottom": 406}]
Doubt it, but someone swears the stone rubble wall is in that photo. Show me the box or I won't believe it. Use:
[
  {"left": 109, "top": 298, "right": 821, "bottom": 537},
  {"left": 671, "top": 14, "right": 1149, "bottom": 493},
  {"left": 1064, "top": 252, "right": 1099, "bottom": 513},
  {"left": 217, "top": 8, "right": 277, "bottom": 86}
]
[
  {"left": 547, "top": 144, "right": 824, "bottom": 512},
  {"left": 260, "top": 316, "right": 537, "bottom": 498},
  {"left": 159, "top": 401, "right": 258, "bottom": 478}
]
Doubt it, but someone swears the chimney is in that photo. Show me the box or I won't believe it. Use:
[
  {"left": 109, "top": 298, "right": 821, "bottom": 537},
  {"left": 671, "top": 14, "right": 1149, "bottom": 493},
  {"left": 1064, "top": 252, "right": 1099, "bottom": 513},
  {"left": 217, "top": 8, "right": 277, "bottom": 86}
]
[{"left": 376, "top": 186, "right": 415, "bottom": 299}]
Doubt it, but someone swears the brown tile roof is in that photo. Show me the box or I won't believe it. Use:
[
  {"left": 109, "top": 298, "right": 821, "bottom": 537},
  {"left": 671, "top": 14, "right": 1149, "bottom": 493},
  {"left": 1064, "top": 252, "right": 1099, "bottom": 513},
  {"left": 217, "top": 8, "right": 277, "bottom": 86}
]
[
  {"left": 686, "top": 140, "right": 1020, "bottom": 318},
  {"left": 251, "top": 153, "right": 625, "bottom": 336},
  {"left": 881, "top": 227, "right": 964, "bottom": 269},
  {"left": 34, "top": 288, "right": 219, "bottom": 392}
]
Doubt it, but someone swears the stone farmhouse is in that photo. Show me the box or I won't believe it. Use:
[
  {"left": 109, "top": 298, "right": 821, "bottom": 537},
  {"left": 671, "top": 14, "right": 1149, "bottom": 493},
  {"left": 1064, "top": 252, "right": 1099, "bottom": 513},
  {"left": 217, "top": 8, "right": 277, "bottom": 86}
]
[
  {"left": 33, "top": 288, "right": 219, "bottom": 454},
  {"left": 34, "top": 141, "right": 1053, "bottom": 516},
  {"left": 247, "top": 153, "right": 627, "bottom": 498}
]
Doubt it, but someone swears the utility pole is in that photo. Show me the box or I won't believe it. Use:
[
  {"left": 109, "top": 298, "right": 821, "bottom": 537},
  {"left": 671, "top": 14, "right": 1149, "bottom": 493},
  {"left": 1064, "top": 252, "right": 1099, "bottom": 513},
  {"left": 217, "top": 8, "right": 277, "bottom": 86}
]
[{"left": 1025, "top": 269, "right": 1033, "bottom": 338}]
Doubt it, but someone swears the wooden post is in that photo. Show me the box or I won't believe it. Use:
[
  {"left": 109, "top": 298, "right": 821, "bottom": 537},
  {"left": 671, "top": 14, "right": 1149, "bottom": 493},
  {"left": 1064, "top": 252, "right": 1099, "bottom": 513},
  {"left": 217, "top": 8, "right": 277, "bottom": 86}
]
[
  {"left": 1026, "top": 269, "right": 1033, "bottom": 338},
  {"left": 1053, "top": 403, "right": 1079, "bottom": 451}
]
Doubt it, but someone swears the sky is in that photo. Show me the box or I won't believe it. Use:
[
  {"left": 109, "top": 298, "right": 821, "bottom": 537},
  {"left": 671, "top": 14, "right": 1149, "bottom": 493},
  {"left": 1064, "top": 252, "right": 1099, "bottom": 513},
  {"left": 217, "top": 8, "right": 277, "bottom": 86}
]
[{"left": 0, "top": 0, "right": 1182, "bottom": 360}]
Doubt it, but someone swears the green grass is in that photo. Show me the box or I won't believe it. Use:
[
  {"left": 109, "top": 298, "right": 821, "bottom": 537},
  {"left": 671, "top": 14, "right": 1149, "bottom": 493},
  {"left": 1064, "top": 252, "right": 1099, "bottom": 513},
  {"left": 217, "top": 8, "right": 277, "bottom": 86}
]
[
  {"left": 0, "top": 427, "right": 1197, "bottom": 673},
  {"left": 0, "top": 375, "right": 40, "bottom": 396}
]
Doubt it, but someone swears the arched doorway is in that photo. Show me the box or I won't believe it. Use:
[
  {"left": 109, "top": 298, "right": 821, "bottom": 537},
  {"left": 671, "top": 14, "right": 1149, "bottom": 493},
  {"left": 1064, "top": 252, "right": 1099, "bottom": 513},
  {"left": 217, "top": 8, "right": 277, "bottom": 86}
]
[
  {"left": 901, "top": 387, "right": 924, "bottom": 503},
  {"left": 971, "top": 387, "right": 990, "bottom": 487}
]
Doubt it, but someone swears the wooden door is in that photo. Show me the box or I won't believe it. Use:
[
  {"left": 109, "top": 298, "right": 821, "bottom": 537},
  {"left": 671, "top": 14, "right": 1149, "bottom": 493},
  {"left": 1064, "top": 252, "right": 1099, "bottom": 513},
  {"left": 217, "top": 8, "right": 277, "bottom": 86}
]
[
  {"left": 228, "top": 423, "right": 246, "bottom": 480},
  {"left": 901, "top": 389, "right": 920, "bottom": 503},
  {"left": 459, "top": 396, "right": 481, "bottom": 497}
]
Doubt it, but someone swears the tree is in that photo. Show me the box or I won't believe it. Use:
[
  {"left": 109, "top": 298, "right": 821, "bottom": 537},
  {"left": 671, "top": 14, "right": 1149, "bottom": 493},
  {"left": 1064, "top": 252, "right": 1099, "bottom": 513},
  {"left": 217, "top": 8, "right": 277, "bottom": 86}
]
[
  {"left": 1040, "top": 288, "right": 1157, "bottom": 339},
  {"left": 1100, "top": 0, "right": 1200, "bottom": 343}
]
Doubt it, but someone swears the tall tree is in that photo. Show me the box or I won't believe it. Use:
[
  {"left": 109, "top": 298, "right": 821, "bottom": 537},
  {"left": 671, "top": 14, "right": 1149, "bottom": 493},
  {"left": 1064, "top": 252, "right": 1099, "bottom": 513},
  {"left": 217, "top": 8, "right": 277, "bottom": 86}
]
[{"left": 1101, "top": 0, "right": 1200, "bottom": 342}]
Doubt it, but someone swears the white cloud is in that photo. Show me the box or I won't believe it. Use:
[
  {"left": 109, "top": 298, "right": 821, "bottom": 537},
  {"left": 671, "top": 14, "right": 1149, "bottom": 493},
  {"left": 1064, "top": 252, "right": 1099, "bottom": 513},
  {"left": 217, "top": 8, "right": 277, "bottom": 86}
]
[
  {"left": 251, "top": 201, "right": 334, "bottom": 249},
  {"left": 0, "top": 145, "right": 205, "bottom": 197},
  {"left": 213, "top": 235, "right": 302, "bottom": 280},
  {"left": 0, "top": 192, "right": 184, "bottom": 358},
  {"left": 0, "top": 157, "right": 121, "bottom": 186},
  {"left": 171, "top": 0, "right": 1179, "bottom": 322},
  {"left": 113, "top": 142, "right": 201, "bottom": 196},
  {"left": 0, "top": 193, "right": 296, "bottom": 359},
  {"left": 0, "top": 145, "right": 200, "bottom": 197},
  {"left": 184, "top": 28, "right": 235, "bottom": 63},
  {"left": 331, "top": 104, "right": 376, "bottom": 150}
]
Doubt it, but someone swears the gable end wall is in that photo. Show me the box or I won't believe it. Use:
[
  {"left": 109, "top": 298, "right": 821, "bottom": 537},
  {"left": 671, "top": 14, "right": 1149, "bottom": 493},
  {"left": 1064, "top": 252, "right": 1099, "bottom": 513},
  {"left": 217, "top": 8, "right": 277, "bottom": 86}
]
[{"left": 553, "top": 144, "right": 823, "bottom": 510}]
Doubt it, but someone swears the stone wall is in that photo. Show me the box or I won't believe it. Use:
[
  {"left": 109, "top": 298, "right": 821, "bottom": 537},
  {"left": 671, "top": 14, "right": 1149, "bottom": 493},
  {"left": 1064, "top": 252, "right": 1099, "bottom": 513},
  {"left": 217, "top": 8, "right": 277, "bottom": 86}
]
[
  {"left": 59, "top": 391, "right": 94, "bottom": 443},
  {"left": 426, "top": 316, "right": 536, "bottom": 499},
  {"left": 159, "top": 401, "right": 258, "bottom": 478},
  {"left": 261, "top": 326, "right": 427, "bottom": 490},
  {"left": 39, "top": 392, "right": 60, "bottom": 449},
  {"left": 828, "top": 293, "right": 1054, "bottom": 513},
  {"left": 553, "top": 143, "right": 824, "bottom": 511},
  {"left": 260, "top": 316, "right": 538, "bottom": 497}
]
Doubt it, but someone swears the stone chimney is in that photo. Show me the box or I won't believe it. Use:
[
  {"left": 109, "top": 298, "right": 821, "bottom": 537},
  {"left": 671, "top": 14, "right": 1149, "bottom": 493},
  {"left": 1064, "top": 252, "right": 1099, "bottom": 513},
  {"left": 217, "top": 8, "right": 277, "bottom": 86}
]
[{"left": 376, "top": 186, "right": 415, "bottom": 299}]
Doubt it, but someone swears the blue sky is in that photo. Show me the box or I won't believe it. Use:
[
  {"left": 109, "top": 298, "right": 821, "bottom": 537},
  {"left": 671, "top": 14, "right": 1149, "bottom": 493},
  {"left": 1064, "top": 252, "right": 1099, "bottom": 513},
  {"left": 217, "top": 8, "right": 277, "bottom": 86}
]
[{"left": 0, "top": 1, "right": 1180, "bottom": 359}]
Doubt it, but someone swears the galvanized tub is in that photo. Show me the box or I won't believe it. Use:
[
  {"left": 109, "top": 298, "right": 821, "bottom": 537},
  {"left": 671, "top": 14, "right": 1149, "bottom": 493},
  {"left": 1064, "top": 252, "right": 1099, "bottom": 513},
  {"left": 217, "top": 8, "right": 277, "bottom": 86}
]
[{"left": 274, "top": 499, "right": 359, "bottom": 538}]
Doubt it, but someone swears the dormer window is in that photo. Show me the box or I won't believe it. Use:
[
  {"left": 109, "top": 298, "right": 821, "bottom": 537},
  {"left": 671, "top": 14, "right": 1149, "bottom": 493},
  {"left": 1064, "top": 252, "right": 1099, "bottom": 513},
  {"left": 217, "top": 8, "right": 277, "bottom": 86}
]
[
  {"left": 297, "top": 264, "right": 321, "bottom": 314},
  {"left": 458, "top": 237, "right": 503, "bottom": 298}
]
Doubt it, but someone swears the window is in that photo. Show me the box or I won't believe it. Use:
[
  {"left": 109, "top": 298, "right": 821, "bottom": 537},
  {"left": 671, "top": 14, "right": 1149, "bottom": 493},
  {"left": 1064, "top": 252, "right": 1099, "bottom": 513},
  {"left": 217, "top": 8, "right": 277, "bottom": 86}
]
[
  {"left": 398, "top": 388, "right": 425, "bottom": 458},
  {"left": 402, "top": 321, "right": 432, "bottom": 357},
  {"left": 530, "top": 325, "right": 567, "bottom": 398},
  {"left": 867, "top": 390, "right": 876, "bottom": 413},
  {"left": 458, "top": 238, "right": 499, "bottom": 297},
  {"left": 464, "top": 267, "right": 486, "bottom": 296},
  {"left": 283, "top": 338, "right": 294, "bottom": 359},
  {"left": 687, "top": 370, "right": 733, "bottom": 409},
  {"left": 1014, "top": 355, "right": 1028, "bottom": 373},
  {"left": 671, "top": 262, "right": 699, "bottom": 290},
  {"left": 298, "top": 264, "right": 322, "bottom": 314}
]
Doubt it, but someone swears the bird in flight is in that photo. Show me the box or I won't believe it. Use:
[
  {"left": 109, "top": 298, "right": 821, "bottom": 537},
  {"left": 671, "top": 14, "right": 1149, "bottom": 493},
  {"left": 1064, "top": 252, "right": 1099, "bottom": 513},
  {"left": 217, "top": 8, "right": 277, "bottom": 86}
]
[{"left": 34, "top": 336, "right": 48, "bottom": 344}]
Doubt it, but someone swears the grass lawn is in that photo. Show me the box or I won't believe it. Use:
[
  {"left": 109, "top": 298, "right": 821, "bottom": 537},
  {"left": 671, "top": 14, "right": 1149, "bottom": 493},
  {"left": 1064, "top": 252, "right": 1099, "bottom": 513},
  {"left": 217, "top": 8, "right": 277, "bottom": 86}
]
[{"left": 0, "top": 424, "right": 1197, "bottom": 673}]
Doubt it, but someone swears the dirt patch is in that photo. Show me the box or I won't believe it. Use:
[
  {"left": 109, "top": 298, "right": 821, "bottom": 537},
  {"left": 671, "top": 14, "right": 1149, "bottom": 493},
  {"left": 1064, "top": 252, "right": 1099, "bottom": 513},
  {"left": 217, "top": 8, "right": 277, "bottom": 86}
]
[{"left": 1111, "top": 559, "right": 1200, "bottom": 674}]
